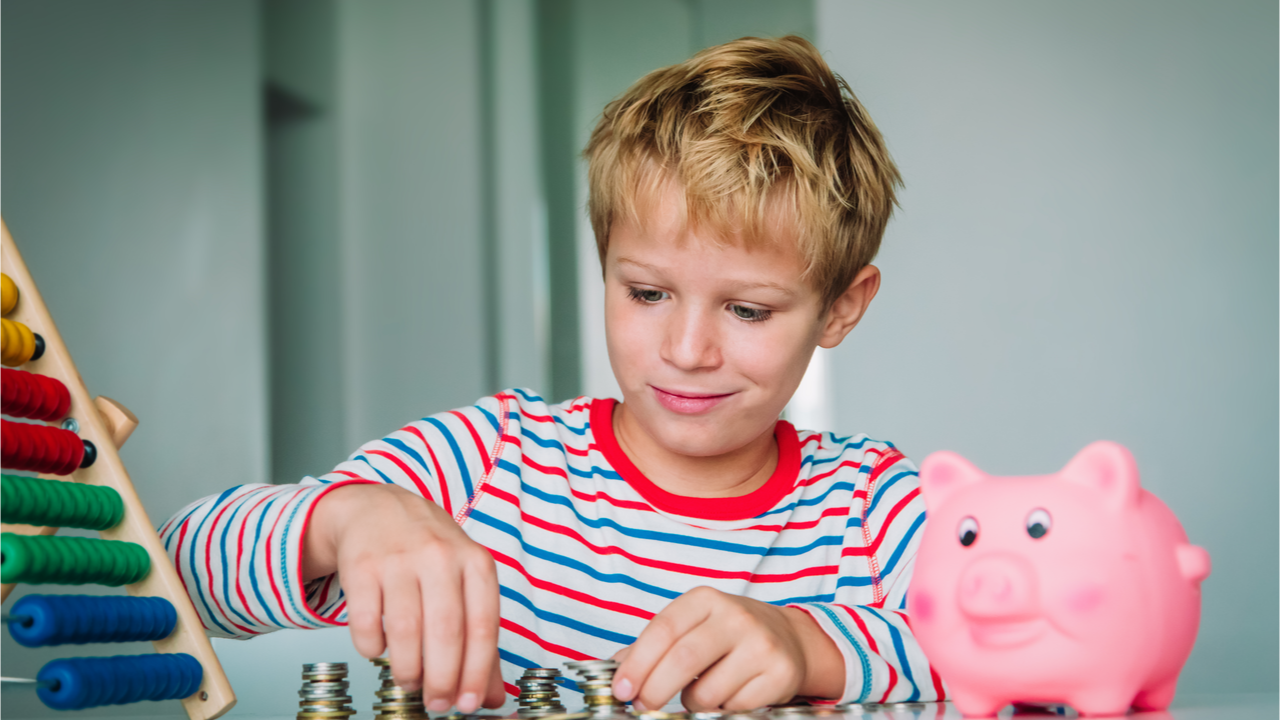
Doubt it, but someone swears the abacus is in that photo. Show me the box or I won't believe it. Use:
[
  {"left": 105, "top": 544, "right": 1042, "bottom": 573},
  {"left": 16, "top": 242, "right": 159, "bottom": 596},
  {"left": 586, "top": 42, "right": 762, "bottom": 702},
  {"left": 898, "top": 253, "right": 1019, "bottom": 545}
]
[{"left": 0, "top": 220, "right": 235, "bottom": 718}]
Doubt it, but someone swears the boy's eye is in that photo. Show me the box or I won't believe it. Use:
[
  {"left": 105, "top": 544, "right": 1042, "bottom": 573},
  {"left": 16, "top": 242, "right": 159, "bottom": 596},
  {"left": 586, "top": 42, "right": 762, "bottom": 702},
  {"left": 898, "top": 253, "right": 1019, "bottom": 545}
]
[
  {"left": 729, "top": 304, "right": 772, "bottom": 322},
  {"left": 627, "top": 287, "right": 668, "bottom": 303}
]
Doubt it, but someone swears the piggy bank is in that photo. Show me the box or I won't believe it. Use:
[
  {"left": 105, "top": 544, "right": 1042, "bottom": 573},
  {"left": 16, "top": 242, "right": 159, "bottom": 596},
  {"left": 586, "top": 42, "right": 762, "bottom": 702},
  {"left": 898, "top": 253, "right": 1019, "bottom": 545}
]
[{"left": 907, "top": 441, "right": 1210, "bottom": 717}]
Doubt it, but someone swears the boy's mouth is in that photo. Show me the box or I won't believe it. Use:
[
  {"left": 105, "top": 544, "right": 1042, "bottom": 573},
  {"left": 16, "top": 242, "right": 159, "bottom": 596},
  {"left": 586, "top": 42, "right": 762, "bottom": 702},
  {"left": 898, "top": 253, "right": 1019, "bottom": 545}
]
[{"left": 650, "top": 386, "right": 735, "bottom": 415}]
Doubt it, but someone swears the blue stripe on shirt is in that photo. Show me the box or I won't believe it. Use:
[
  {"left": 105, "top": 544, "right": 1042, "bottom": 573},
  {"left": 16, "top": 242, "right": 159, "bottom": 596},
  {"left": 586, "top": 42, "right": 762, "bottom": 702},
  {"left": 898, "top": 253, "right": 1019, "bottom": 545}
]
[
  {"left": 754, "top": 480, "right": 863, "bottom": 519},
  {"left": 516, "top": 482, "right": 770, "bottom": 555},
  {"left": 186, "top": 488, "right": 236, "bottom": 635},
  {"left": 218, "top": 491, "right": 264, "bottom": 630},
  {"left": 383, "top": 437, "right": 432, "bottom": 479},
  {"left": 866, "top": 469, "right": 916, "bottom": 517},
  {"left": 863, "top": 606, "right": 919, "bottom": 702},
  {"left": 278, "top": 490, "right": 325, "bottom": 628},
  {"left": 424, "top": 417, "right": 475, "bottom": 498},
  {"left": 881, "top": 513, "right": 925, "bottom": 578},
  {"left": 499, "top": 585, "right": 637, "bottom": 645}
]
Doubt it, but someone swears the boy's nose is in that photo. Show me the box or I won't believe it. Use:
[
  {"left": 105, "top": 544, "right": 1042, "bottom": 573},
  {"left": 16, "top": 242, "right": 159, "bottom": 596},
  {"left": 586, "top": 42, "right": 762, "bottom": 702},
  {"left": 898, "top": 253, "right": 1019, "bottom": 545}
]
[{"left": 661, "top": 308, "right": 722, "bottom": 371}]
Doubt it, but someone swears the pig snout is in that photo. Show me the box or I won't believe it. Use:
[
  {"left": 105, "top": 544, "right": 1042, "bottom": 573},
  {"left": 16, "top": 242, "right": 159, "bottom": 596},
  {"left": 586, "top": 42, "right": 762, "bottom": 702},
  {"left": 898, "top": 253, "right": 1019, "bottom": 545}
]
[{"left": 958, "top": 554, "right": 1039, "bottom": 619}]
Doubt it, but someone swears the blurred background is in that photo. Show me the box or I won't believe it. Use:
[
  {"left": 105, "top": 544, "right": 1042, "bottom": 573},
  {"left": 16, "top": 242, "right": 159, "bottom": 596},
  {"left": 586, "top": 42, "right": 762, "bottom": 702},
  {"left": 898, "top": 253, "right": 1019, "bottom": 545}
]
[{"left": 1, "top": 0, "right": 1275, "bottom": 717}]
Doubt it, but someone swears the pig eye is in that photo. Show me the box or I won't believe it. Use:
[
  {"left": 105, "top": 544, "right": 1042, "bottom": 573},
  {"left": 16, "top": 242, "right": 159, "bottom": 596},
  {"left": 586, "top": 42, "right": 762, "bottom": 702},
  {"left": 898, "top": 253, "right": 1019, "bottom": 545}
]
[
  {"left": 957, "top": 517, "right": 979, "bottom": 547},
  {"left": 1026, "top": 508, "right": 1051, "bottom": 539}
]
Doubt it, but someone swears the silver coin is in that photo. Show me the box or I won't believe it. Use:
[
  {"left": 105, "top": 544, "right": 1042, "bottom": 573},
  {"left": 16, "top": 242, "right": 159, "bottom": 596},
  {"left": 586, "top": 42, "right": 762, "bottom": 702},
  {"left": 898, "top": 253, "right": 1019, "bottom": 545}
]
[
  {"left": 304, "top": 662, "right": 349, "bottom": 673},
  {"left": 564, "top": 660, "right": 618, "bottom": 671}
]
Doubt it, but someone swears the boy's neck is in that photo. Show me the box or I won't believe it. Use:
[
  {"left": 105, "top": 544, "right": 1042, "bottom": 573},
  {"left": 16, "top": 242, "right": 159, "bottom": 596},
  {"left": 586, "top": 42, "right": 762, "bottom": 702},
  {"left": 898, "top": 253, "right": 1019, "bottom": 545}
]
[{"left": 611, "top": 401, "right": 779, "bottom": 499}]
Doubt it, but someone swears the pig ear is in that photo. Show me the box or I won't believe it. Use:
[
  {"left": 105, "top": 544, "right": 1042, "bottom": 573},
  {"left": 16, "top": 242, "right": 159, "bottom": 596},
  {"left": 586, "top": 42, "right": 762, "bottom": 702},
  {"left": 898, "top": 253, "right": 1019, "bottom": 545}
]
[
  {"left": 1059, "top": 441, "right": 1141, "bottom": 511},
  {"left": 918, "top": 451, "right": 986, "bottom": 511}
]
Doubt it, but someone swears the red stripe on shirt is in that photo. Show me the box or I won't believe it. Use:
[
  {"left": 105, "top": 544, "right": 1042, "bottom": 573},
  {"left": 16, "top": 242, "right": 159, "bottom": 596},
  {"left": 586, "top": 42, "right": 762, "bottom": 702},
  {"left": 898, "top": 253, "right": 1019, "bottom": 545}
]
[
  {"left": 263, "top": 494, "right": 295, "bottom": 626},
  {"left": 501, "top": 618, "right": 594, "bottom": 661},
  {"left": 802, "top": 460, "right": 866, "bottom": 488},
  {"left": 525, "top": 457, "right": 568, "bottom": 479},
  {"left": 487, "top": 486, "right": 833, "bottom": 583},
  {"left": 564, "top": 443, "right": 600, "bottom": 457},
  {"left": 451, "top": 410, "right": 494, "bottom": 474},
  {"left": 367, "top": 448, "right": 433, "bottom": 500},
  {"left": 733, "top": 504, "right": 853, "bottom": 533},
  {"left": 568, "top": 487, "right": 655, "bottom": 513},
  {"left": 404, "top": 425, "right": 453, "bottom": 516},
  {"left": 843, "top": 488, "right": 921, "bottom": 559},
  {"left": 232, "top": 490, "right": 276, "bottom": 629},
  {"left": 203, "top": 496, "right": 255, "bottom": 635},
  {"left": 897, "top": 612, "right": 946, "bottom": 701},
  {"left": 173, "top": 517, "right": 199, "bottom": 628},
  {"left": 839, "top": 604, "right": 898, "bottom": 703},
  {"left": 490, "top": 549, "right": 655, "bottom": 620}
]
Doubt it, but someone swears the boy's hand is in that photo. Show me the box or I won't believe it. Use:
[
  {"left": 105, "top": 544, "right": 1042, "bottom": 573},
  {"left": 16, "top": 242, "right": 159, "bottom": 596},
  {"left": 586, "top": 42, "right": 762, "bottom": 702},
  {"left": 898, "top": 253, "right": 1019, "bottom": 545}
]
[
  {"left": 303, "top": 483, "right": 505, "bottom": 713},
  {"left": 611, "top": 586, "right": 844, "bottom": 711}
]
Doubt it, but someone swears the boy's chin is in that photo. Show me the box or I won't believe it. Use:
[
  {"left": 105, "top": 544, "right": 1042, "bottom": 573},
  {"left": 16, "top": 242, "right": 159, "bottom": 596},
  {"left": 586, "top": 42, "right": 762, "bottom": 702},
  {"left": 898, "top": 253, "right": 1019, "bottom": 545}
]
[{"left": 642, "top": 407, "right": 776, "bottom": 459}]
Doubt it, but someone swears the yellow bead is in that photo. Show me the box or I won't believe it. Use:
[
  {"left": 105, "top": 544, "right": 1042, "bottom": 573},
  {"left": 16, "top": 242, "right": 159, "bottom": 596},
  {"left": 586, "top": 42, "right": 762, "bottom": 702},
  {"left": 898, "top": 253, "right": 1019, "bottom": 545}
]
[
  {"left": 0, "top": 317, "right": 35, "bottom": 366},
  {"left": 0, "top": 273, "right": 16, "bottom": 316}
]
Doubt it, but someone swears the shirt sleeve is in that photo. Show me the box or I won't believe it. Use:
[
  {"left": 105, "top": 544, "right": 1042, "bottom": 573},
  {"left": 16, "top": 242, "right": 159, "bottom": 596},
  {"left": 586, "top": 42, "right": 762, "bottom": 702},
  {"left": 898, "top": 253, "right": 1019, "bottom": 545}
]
[
  {"left": 158, "top": 393, "right": 518, "bottom": 639},
  {"left": 789, "top": 446, "right": 946, "bottom": 704}
]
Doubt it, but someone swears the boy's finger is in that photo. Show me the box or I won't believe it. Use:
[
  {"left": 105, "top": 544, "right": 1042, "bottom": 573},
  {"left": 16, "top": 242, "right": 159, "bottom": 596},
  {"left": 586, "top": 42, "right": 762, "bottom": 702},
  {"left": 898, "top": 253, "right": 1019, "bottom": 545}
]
[
  {"left": 680, "top": 649, "right": 765, "bottom": 711},
  {"left": 715, "top": 670, "right": 774, "bottom": 712},
  {"left": 482, "top": 661, "right": 507, "bottom": 709},
  {"left": 342, "top": 569, "right": 387, "bottom": 660},
  {"left": 455, "top": 558, "right": 500, "bottom": 714},
  {"left": 382, "top": 573, "right": 424, "bottom": 691},
  {"left": 614, "top": 594, "right": 712, "bottom": 703},
  {"left": 633, "top": 621, "right": 728, "bottom": 711},
  {"left": 420, "top": 570, "right": 465, "bottom": 712}
]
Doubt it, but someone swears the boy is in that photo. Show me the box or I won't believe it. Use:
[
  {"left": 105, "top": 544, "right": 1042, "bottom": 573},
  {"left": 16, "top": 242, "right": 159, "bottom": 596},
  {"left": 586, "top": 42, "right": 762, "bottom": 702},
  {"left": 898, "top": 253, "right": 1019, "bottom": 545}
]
[{"left": 162, "top": 35, "right": 939, "bottom": 713}]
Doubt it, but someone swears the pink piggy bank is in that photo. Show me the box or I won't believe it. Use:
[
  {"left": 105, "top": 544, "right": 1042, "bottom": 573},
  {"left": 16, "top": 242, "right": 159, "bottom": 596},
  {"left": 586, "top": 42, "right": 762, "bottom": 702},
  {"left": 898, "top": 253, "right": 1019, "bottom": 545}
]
[{"left": 907, "top": 441, "right": 1210, "bottom": 717}]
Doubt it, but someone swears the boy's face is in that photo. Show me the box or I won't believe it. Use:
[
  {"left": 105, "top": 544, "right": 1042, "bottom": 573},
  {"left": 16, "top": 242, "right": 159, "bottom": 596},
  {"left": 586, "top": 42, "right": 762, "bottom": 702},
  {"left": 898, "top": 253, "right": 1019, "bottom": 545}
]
[{"left": 604, "top": 182, "right": 852, "bottom": 459}]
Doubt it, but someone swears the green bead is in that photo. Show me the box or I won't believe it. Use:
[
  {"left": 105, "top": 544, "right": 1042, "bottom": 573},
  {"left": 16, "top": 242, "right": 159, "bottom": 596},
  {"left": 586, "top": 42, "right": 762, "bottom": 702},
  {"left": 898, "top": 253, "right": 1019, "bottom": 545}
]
[
  {"left": 0, "top": 533, "right": 149, "bottom": 586},
  {"left": 0, "top": 475, "right": 124, "bottom": 530}
]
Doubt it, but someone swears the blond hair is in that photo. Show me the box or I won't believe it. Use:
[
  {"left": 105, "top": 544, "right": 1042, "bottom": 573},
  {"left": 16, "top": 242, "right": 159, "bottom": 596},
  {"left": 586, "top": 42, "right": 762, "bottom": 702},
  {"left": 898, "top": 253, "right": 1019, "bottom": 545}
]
[{"left": 585, "top": 35, "right": 902, "bottom": 310}]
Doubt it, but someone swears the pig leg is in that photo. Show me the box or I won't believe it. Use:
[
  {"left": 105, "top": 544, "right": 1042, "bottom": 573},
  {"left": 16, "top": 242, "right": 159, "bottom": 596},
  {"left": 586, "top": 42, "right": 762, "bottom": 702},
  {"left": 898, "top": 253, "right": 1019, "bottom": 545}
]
[
  {"left": 1068, "top": 686, "right": 1139, "bottom": 717},
  {"left": 1132, "top": 680, "right": 1177, "bottom": 711},
  {"left": 946, "top": 688, "right": 1007, "bottom": 718}
]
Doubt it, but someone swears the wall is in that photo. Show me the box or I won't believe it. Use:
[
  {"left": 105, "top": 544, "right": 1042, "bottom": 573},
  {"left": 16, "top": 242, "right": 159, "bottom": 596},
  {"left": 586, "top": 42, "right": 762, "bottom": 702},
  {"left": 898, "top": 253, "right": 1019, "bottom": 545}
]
[
  {"left": 816, "top": 0, "right": 1278, "bottom": 695},
  {"left": 1, "top": 1, "right": 264, "bottom": 717}
]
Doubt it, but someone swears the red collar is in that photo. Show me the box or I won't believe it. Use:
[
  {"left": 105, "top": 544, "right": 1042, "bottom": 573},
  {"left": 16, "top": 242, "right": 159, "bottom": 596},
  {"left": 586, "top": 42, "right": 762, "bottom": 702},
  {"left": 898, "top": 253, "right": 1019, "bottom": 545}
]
[{"left": 589, "top": 398, "right": 800, "bottom": 521}]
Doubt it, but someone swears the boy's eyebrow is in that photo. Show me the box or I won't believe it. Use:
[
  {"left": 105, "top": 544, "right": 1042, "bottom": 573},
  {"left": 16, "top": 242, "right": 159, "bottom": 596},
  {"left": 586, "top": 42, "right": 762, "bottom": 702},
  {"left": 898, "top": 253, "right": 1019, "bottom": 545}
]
[{"left": 614, "top": 256, "right": 797, "bottom": 297}]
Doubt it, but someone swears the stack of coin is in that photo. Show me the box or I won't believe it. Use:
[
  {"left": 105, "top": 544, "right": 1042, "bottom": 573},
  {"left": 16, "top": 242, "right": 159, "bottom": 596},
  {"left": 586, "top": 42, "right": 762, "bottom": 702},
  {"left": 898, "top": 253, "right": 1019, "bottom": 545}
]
[
  {"left": 298, "top": 663, "right": 357, "bottom": 720},
  {"left": 563, "top": 659, "right": 627, "bottom": 716},
  {"left": 515, "top": 668, "right": 567, "bottom": 717},
  {"left": 370, "top": 658, "right": 428, "bottom": 720}
]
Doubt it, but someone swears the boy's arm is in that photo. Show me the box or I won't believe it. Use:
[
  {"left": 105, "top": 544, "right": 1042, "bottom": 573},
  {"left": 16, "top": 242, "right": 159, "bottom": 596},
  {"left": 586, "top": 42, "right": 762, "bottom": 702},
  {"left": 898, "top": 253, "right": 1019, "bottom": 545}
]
[
  {"left": 612, "top": 448, "right": 940, "bottom": 710},
  {"left": 160, "top": 394, "right": 518, "bottom": 710},
  {"left": 789, "top": 449, "right": 943, "bottom": 704},
  {"left": 158, "top": 480, "right": 368, "bottom": 639}
]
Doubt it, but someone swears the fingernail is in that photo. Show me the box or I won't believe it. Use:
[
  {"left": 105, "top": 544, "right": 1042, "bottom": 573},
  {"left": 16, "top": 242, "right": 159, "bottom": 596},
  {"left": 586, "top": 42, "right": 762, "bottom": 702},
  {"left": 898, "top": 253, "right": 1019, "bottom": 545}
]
[
  {"left": 427, "top": 699, "right": 452, "bottom": 713},
  {"left": 614, "top": 678, "right": 634, "bottom": 702},
  {"left": 458, "top": 693, "right": 479, "bottom": 714}
]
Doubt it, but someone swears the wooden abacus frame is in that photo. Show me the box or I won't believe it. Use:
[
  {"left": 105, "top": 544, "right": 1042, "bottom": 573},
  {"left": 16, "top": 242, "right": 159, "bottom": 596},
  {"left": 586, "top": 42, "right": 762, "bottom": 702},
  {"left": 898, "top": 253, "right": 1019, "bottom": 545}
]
[{"left": 0, "top": 219, "right": 235, "bottom": 720}]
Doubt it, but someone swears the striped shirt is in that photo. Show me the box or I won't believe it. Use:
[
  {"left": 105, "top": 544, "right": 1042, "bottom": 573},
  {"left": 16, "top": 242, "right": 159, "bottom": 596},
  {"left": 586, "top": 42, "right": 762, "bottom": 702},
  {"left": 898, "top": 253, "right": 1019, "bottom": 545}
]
[{"left": 160, "top": 390, "right": 943, "bottom": 705}]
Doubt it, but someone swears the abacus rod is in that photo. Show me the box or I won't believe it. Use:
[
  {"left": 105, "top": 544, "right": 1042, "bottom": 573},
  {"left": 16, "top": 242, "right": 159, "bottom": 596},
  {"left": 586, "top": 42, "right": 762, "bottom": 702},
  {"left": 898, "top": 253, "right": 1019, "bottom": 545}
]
[
  {"left": 0, "top": 612, "right": 31, "bottom": 624},
  {"left": 0, "top": 676, "right": 56, "bottom": 689}
]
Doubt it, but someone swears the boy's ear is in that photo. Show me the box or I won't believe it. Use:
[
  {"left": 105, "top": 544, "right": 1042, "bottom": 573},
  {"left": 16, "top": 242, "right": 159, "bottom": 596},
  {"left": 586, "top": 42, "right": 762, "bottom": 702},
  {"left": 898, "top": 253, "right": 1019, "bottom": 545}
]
[{"left": 818, "top": 264, "right": 881, "bottom": 348}]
